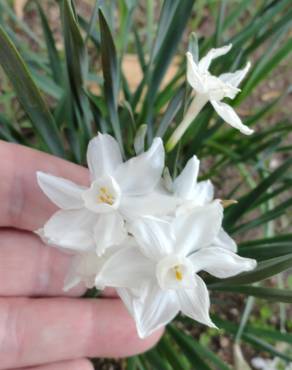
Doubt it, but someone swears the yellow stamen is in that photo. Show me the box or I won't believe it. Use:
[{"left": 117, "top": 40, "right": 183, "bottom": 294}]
[
  {"left": 97, "top": 187, "right": 114, "bottom": 205},
  {"left": 174, "top": 266, "right": 183, "bottom": 281}
]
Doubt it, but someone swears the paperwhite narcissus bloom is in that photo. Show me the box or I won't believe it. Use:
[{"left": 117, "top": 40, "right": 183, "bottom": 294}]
[
  {"left": 37, "top": 133, "right": 176, "bottom": 255},
  {"left": 166, "top": 44, "right": 253, "bottom": 151},
  {"left": 173, "top": 155, "right": 214, "bottom": 212},
  {"left": 63, "top": 242, "right": 128, "bottom": 292},
  {"left": 173, "top": 154, "right": 238, "bottom": 252},
  {"left": 94, "top": 200, "right": 257, "bottom": 338}
]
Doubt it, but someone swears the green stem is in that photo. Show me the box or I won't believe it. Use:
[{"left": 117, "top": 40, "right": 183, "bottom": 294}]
[{"left": 166, "top": 94, "right": 207, "bottom": 152}]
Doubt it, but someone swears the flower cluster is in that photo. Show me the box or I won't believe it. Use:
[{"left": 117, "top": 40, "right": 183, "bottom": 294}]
[{"left": 36, "top": 45, "right": 256, "bottom": 339}]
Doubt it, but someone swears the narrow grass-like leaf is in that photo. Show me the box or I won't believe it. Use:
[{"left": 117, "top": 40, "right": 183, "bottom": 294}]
[
  {"left": 157, "top": 335, "right": 190, "bottom": 370},
  {"left": 224, "top": 157, "right": 292, "bottom": 228},
  {"left": 212, "top": 316, "right": 292, "bottom": 344},
  {"left": 211, "top": 285, "right": 292, "bottom": 303},
  {"left": 0, "top": 26, "right": 64, "bottom": 156},
  {"left": 99, "top": 9, "right": 123, "bottom": 151},
  {"left": 208, "top": 254, "right": 292, "bottom": 287},
  {"left": 156, "top": 86, "right": 185, "bottom": 138},
  {"left": 168, "top": 326, "right": 218, "bottom": 370},
  {"left": 62, "top": 0, "right": 86, "bottom": 107},
  {"left": 237, "top": 38, "right": 292, "bottom": 104},
  {"left": 143, "top": 0, "right": 194, "bottom": 138},
  {"left": 143, "top": 348, "right": 171, "bottom": 370},
  {"left": 244, "top": 334, "right": 292, "bottom": 362},
  {"left": 36, "top": 2, "right": 63, "bottom": 83}
]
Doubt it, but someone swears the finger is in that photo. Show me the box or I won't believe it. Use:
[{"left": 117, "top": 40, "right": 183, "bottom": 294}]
[
  {"left": 0, "top": 141, "right": 89, "bottom": 230},
  {"left": 0, "top": 228, "right": 118, "bottom": 298},
  {"left": 0, "top": 297, "right": 163, "bottom": 369},
  {"left": 18, "top": 359, "right": 93, "bottom": 370},
  {"left": 0, "top": 229, "right": 85, "bottom": 297}
]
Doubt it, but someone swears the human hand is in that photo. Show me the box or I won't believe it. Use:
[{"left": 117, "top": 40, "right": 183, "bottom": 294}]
[{"left": 0, "top": 141, "right": 162, "bottom": 370}]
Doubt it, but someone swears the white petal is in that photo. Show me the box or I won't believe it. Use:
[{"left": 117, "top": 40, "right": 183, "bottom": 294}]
[
  {"left": 211, "top": 100, "right": 254, "bottom": 135},
  {"left": 114, "top": 138, "right": 164, "bottom": 195},
  {"left": 43, "top": 209, "right": 95, "bottom": 251},
  {"left": 219, "top": 62, "right": 251, "bottom": 88},
  {"left": 195, "top": 180, "right": 214, "bottom": 203},
  {"left": 95, "top": 246, "right": 154, "bottom": 289},
  {"left": 93, "top": 212, "right": 126, "bottom": 256},
  {"left": 189, "top": 247, "right": 257, "bottom": 278},
  {"left": 64, "top": 251, "right": 110, "bottom": 292},
  {"left": 87, "top": 133, "right": 123, "bottom": 180},
  {"left": 130, "top": 216, "right": 176, "bottom": 260},
  {"left": 173, "top": 156, "right": 200, "bottom": 199},
  {"left": 176, "top": 180, "right": 214, "bottom": 216},
  {"left": 173, "top": 200, "right": 223, "bottom": 256},
  {"left": 206, "top": 75, "right": 240, "bottom": 101},
  {"left": 186, "top": 52, "right": 205, "bottom": 92},
  {"left": 120, "top": 190, "right": 178, "bottom": 220},
  {"left": 120, "top": 283, "right": 180, "bottom": 338},
  {"left": 212, "top": 228, "right": 237, "bottom": 252},
  {"left": 198, "top": 44, "right": 232, "bottom": 72},
  {"left": 37, "top": 172, "right": 85, "bottom": 209},
  {"left": 177, "top": 275, "right": 216, "bottom": 328}
]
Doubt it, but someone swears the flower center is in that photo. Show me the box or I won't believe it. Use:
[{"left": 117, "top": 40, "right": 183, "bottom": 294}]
[
  {"left": 82, "top": 175, "right": 121, "bottom": 213},
  {"left": 174, "top": 265, "right": 183, "bottom": 281},
  {"left": 97, "top": 187, "right": 114, "bottom": 205},
  {"left": 156, "top": 255, "right": 194, "bottom": 290}
]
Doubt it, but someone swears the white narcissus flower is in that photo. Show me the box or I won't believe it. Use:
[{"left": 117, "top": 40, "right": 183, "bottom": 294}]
[
  {"left": 63, "top": 240, "right": 131, "bottom": 292},
  {"left": 95, "top": 200, "right": 256, "bottom": 338},
  {"left": 167, "top": 44, "right": 253, "bottom": 151},
  {"left": 173, "top": 155, "right": 214, "bottom": 211},
  {"left": 37, "top": 133, "right": 176, "bottom": 256},
  {"left": 172, "top": 154, "right": 237, "bottom": 252}
]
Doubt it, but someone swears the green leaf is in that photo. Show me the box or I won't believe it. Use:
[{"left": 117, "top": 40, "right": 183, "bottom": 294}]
[
  {"left": 36, "top": 2, "right": 63, "bottom": 84},
  {"left": 214, "top": 0, "right": 226, "bottom": 47},
  {"left": 244, "top": 334, "right": 292, "bottom": 362},
  {"left": 232, "top": 197, "right": 292, "bottom": 234},
  {"left": 61, "top": 0, "right": 86, "bottom": 106},
  {"left": 156, "top": 86, "right": 185, "bottom": 138},
  {"left": 239, "top": 242, "right": 292, "bottom": 261},
  {"left": 0, "top": 26, "right": 64, "bottom": 156},
  {"left": 237, "top": 38, "right": 292, "bottom": 104},
  {"left": 143, "top": 348, "right": 171, "bottom": 370},
  {"left": 212, "top": 316, "right": 292, "bottom": 344},
  {"left": 158, "top": 335, "right": 190, "bottom": 370},
  {"left": 143, "top": 0, "right": 195, "bottom": 137},
  {"left": 61, "top": 0, "right": 93, "bottom": 161},
  {"left": 224, "top": 157, "right": 292, "bottom": 229},
  {"left": 208, "top": 254, "right": 292, "bottom": 287},
  {"left": 211, "top": 285, "right": 292, "bottom": 303},
  {"left": 0, "top": 1, "right": 43, "bottom": 47},
  {"left": 98, "top": 8, "right": 123, "bottom": 151},
  {"left": 168, "top": 326, "right": 214, "bottom": 370}
]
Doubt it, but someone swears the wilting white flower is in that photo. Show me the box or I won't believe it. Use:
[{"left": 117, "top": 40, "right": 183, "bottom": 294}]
[
  {"left": 95, "top": 200, "right": 257, "bottom": 338},
  {"left": 167, "top": 44, "right": 253, "bottom": 151},
  {"left": 37, "top": 133, "right": 176, "bottom": 255}
]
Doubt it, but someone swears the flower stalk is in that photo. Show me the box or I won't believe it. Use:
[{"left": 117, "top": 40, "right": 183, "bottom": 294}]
[{"left": 166, "top": 94, "right": 208, "bottom": 152}]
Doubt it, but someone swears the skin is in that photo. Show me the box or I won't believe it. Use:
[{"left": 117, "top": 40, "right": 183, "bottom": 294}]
[{"left": 0, "top": 141, "right": 163, "bottom": 370}]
